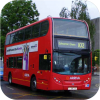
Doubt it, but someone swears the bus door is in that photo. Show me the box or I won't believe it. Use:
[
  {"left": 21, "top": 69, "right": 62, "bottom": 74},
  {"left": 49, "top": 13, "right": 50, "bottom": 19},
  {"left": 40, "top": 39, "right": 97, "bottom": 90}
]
[{"left": 37, "top": 54, "right": 51, "bottom": 90}]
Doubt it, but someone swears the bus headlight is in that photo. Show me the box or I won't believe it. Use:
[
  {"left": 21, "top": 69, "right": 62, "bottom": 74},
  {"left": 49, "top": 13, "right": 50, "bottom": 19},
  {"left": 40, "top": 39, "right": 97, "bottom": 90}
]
[{"left": 84, "top": 78, "right": 90, "bottom": 83}]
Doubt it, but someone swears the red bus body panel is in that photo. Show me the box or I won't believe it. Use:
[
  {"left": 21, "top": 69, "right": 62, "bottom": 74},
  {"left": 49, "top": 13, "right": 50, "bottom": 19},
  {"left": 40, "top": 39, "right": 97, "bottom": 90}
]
[
  {"left": 3, "top": 17, "right": 53, "bottom": 89},
  {"left": 49, "top": 73, "right": 91, "bottom": 90}
]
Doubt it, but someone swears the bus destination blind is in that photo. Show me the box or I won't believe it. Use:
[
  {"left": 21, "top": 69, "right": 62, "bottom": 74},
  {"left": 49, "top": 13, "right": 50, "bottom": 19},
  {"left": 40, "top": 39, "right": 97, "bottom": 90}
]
[{"left": 58, "top": 40, "right": 87, "bottom": 49}]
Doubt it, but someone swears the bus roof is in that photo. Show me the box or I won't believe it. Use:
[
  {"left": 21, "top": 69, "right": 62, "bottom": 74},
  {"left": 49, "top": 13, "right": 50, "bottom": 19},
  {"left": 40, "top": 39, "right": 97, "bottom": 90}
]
[
  {"left": 6, "top": 17, "right": 88, "bottom": 36},
  {"left": 6, "top": 17, "right": 51, "bottom": 36}
]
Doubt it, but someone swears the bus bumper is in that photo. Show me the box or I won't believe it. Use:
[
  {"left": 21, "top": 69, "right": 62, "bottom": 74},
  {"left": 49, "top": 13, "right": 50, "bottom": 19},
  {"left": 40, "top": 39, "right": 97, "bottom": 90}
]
[
  {"left": 49, "top": 73, "right": 91, "bottom": 90},
  {"left": 49, "top": 79, "right": 91, "bottom": 90}
]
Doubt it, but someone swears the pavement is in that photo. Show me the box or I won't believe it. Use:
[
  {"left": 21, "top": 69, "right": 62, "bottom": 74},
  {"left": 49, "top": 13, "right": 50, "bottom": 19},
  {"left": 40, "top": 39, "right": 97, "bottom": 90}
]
[{"left": 92, "top": 72, "right": 100, "bottom": 76}]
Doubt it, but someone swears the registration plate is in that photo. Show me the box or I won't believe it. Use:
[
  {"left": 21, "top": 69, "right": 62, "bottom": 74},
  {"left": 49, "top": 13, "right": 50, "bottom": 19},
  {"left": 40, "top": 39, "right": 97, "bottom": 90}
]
[{"left": 68, "top": 87, "right": 77, "bottom": 90}]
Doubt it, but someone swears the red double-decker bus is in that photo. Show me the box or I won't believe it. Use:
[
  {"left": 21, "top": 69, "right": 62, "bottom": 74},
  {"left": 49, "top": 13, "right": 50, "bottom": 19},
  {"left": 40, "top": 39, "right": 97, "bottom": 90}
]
[{"left": 3, "top": 17, "right": 92, "bottom": 91}]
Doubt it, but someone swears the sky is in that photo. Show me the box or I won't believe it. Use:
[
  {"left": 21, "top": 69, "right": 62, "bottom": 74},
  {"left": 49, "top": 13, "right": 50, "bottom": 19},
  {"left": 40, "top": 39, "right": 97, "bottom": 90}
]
[{"left": 33, "top": 0, "right": 100, "bottom": 20}]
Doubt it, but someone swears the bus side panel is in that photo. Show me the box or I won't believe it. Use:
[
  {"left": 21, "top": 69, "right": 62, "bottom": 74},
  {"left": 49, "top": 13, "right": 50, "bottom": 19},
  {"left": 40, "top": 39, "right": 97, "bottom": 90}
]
[{"left": 3, "top": 17, "right": 53, "bottom": 89}]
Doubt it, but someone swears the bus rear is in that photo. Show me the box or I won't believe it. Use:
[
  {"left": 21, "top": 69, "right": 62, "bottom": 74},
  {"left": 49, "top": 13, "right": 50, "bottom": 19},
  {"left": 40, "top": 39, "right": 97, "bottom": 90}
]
[{"left": 49, "top": 18, "right": 91, "bottom": 90}]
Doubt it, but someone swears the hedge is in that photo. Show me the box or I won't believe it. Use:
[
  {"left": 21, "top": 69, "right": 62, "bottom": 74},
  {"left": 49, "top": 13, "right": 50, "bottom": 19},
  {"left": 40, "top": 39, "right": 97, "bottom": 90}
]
[{"left": 92, "top": 49, "right": 100, "bottom": 66}]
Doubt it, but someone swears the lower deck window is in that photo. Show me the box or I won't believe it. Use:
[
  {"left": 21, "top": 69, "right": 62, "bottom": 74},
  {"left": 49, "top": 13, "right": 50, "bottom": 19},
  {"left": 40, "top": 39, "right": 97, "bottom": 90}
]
[
  {"left": 7, "top": 56, "right": 22, "bottom": 69},
  {"left": 9, "top": 57, "right": 14, "bottom": 68},
  {"left": 17, "top": 57, "right": 22, "bottom": 69}
]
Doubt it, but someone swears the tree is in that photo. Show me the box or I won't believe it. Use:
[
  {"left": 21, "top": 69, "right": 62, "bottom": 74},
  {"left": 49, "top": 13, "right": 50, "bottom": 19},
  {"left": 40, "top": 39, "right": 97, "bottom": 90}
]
[
  {"left": 0, "top": 0, "right": 39, "bottom": 57},
  {"left": 0, "top": 35, "right": 5, "bottom": 57},
  {"left": 59, "top": 7, "right": 70, "bottom": 18},
  {"left": 59, "top": 0, "right": 95, "bottom": 51},
  {"left": 1, "top": 0, "right": 39, "bottom": 33},
  {"left": 0, "top": 16, "right": 7, "bottom": 56}
]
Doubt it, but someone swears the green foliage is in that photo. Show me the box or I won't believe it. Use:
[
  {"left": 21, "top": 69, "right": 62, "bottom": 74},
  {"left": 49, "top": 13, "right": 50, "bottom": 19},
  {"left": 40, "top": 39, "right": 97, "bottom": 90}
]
[
  {"left": 0, "top": 35, "right": 5, "bottom": 57},
  {"left": 92, "top": 51, "right": 95, "bottom": 66},
  {"left": 0, "top": 0, "right": 39, "bottom": 56},
  {"left": 1, "top": 16, "right": 9, "bottom": 36},
  {"left": 60, "top": 0, "right": 95, "bottom": 51},
  {"left": 70, "top": 0, "right": 89, "bottom": 19},
  {"left": 1, "top": 0, "right": 39, "bottom": 32},
  {"left": 92, "top": 49, "right": 100, "bottom": 66}
]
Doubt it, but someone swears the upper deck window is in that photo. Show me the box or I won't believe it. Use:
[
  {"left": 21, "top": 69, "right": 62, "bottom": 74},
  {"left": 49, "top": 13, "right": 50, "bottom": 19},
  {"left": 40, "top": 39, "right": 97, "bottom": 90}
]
[
  {"left": 40, "top": 21, "right": 49, "bottom": 36},
  {"left": 10, "top": 33, "right": 15, "bottom": 44},
  {"left": 6, "top": 35, "right": 10, "bottom": 45},
  {"left": 53, "top": 19, "right": 88, "bottom": 38},
  {"left": 5, "top": 20, "right": 49, "bottom": 45},
  {"left": 25, "top": 27, "right": 31, "bottom": 40},
  {"left": 32, "top": 24, "right": 40, "bottom": 38}
]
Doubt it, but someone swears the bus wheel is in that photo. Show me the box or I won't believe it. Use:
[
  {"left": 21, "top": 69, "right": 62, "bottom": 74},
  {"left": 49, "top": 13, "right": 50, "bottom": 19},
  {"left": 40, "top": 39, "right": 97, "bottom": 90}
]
[
  {"left": 8, "top": 73, "right": 12, "bottom": 84},
  {"left": 31, "top": 77, "right": 37, "bottom": 92}
]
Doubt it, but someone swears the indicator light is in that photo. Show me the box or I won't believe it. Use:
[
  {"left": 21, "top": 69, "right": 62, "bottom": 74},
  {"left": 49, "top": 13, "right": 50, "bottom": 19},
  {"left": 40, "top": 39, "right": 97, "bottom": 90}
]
[{"left": 84, "top": 77, "right": 90, "bottom": 83}]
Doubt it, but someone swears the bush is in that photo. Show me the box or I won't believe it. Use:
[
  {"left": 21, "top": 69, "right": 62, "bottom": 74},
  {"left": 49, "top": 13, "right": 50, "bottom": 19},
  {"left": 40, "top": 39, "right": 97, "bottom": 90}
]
[
  {"left": 92, "top": 49, "right": 100, "bottom": 66},
  {"left": 92, "top": 52, "right": 95, "bottom": 66}
]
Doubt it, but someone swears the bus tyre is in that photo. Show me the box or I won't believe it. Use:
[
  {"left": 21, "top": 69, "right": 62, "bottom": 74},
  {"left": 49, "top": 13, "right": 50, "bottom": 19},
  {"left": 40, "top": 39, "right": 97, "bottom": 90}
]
[
  {"left": 31, "top": 77, "right": 37, "bottom": 92},
  {"left": 8, "top": 74, "right": 12, "bottom": 85}
]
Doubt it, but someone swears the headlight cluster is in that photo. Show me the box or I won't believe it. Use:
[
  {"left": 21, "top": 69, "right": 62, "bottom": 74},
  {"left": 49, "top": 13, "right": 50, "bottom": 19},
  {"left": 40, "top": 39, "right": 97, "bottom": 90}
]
[
  {"left": 84, "top": 78, "right": 90, "bottom": 83},
  {"left": 54, "top": 77, "right": 61, "bottom": 83}
]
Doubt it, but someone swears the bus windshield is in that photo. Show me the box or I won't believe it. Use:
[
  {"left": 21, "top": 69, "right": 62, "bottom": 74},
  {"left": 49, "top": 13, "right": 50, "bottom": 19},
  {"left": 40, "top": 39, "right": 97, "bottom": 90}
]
[
  {"left": 53, "top": 52, "right": 91, "bottom": 75},
  {"left": 53, "top": 18, "right": 88, "bottom": 38}
]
